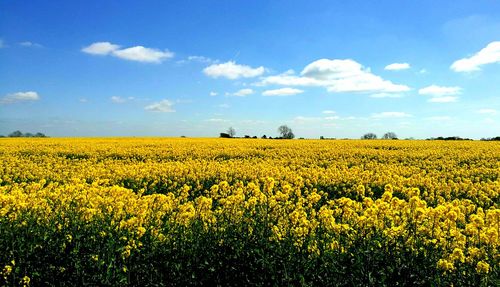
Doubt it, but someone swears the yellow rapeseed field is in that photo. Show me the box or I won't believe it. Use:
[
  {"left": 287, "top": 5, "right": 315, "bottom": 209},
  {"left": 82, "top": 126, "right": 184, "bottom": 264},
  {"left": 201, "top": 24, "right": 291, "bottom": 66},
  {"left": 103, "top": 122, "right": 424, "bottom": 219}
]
[{"left": 0, "top": 138, "right": 498, "bottom": 286}]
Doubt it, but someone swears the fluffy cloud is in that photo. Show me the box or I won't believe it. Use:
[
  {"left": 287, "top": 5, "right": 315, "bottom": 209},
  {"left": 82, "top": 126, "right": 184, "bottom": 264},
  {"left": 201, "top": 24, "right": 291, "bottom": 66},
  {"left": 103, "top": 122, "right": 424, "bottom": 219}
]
[
  {"left": 322, "top": 110, "right": 336, "bottom": 114},
  {"left": 144, "top": 100, "right": 175, "bottom": 112},
  {"left": 209, "top": 91, "right": 218, "bottom": 96},
  {"left": 232, "top": 88, "right": 254, "bottom": 97},
  {"left": 262, "top": 87, "right": 303, "bottom": 96},
  {"left": 478, "top": 108, "right": 497, "bottom": 114},
  {"left": 112, "top": 46, "right": 174, "bottom": 63},
  {"left": 0, "top": 91, "right": 40, "bottom": 104},
  {"left": 451, "top": 41, "right": 500, "bottom": 72},
  {"left": 418, "top": 85, "right": 461, "bottom": 103},
  {"left": 261, "top": 59, "right": 410, "bottom": 93},
  {"left": 82, "top": 42, "right": 120, "bottom": 55},
  {"left": 203, "top": 61, "right": 265, "bottom": 79},
  {"left": 372, "top": 112, "right": 412, "bottom": 118},
  {"left": 384, "top": 63, "right": 410, "bottom": 71},
  {"left": 82, "top": 42, "right": 174, "bottom": 63},
  {"left": 19, "top": 41, "right": 43, "bottom": 48},
  {"left": 418, "top": 85, "right": 461, "bottom": 96}
]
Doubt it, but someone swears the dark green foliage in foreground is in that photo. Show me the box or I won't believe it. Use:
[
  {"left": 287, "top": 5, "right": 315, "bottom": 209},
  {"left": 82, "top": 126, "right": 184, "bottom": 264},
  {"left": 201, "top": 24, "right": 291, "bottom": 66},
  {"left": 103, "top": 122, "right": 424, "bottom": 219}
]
[{"left": 1, "top": 218, "right": 497, "bottom": 286}]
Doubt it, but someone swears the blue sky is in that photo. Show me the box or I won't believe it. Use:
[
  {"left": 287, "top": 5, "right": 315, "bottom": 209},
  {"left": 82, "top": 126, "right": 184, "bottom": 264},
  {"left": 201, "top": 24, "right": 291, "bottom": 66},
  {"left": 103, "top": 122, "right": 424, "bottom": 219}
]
[{"left": 1, "top": 0, "right": 500, "bottom": 138}]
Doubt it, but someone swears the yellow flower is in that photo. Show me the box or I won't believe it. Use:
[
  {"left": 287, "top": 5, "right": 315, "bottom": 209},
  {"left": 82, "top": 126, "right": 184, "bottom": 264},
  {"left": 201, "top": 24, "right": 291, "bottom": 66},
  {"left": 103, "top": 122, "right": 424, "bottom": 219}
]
[
  {"left": 21, "top": 275, "right": 30, "bottom": 287},
  {"left": 475, "top": 261, "right": 490, "bottom": 274},
  {"left": 437, "top": 259, "right": 454, "bottom": 272},
  {"left": 450, "top": 248, "right": 465, "bottom": 263},
  {"left": 2, "top": 265, "right": 12, "bottom": 279},
  {"left": 356, "top": 184, "right": 365, "bottom": 197}
]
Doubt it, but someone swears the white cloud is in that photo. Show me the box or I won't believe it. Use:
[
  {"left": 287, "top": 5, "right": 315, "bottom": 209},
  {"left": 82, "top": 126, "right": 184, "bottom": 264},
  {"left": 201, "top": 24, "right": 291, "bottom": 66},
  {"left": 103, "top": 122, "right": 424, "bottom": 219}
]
[
  {"left": 371, "top": 112, "right": 412, "bottom": 118},
  {"left": 0, "top": 91, "right": 40, "bottom": 104},
  {"left": 209, "top": 91, "right": 218, "bottom": 96},
  {"left": 19, "top": 41, "right": 42, "bottom": 48},
  {"left": 79, "top": 98, "right": 88, "bottom": 103},
  {"left": 82, "top": 42, "right": 174, "bottom": 63},
  {"left": 111, "top": 96, "right": 135, "bottom": 103},
  {"left": 428, "top": 96, "right": 458, "bottom": 103},
  {"left": 232, "top": 88, "right": 254, "bottom": 97},
  {"left": 261, "top": 59, "right": 410, "bottom": 93},
  {"left": 188, "top": 55, "right": 216, "bottom": 63},
  {"left": 322, "top": 110, "right": 336, "bottom": 114},
  {"left": 384, "top": 63, "right": 410, "bottom": 71},
  {"left": 261, "top": 72, "right": 318, "bottom": 86},
  {"left": 82, "top": 42, "right": 120, "bottom": 55},
  {"left": 477, "top": 108, "right": 497, "bottom": 114},
  {"left": 262, "top": 87, "right": 303, "bottom": 96},
  {"left": 144, "top": 100, "right": 175, "bottom": 112},
  {"left": 451, "top": 41, "right": 500, "bottom": 72},
  {"left": 418, "top": 85, "right": 461, "bottom": 103},
  {"left": 112, "top": 46, "right": 174, "bottom": 63},
  {"left": 418, "top": 85, "right": 462, "bottom": 96},
  {"left": 203, "top": 61, "right": 265, "bottom": 79},
  {"left": 369, "top": 93, "right": 404, "bottom": 98}
]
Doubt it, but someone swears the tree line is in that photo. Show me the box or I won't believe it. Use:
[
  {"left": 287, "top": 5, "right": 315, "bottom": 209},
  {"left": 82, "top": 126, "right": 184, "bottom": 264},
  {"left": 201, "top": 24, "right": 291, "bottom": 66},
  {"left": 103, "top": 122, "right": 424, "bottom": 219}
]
[
  {"left": 220, "top": 125, "right": 295, "bottom": 139},
  {"left": 220, "top": 128, "right": 500, "bottom": 141},
  {"left": 0, "top": 130, "right": 48, "bottom": 138}
]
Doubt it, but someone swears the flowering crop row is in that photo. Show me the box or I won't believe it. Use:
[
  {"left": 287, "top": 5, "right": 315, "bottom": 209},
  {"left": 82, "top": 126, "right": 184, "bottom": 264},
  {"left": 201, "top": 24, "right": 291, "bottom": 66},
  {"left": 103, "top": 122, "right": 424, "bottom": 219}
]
[{"left": 0, "top": 138, "right": 498, "bottom": 286}]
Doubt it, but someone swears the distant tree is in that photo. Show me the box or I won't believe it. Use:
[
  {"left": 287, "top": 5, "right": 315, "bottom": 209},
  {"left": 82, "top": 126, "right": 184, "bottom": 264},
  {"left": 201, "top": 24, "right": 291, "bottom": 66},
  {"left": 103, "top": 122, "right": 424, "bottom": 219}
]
[
  {"left": 278, "top": 125, "right": 295, "bottom": 139},
  {"left": 382, "top": 132, "right": 398, "bottom": 140},
  {"left": 361, "top": 133, "right": 377, "bottom": 140},
  {"left": 244, "top": 135, "right": 250, "bottom": 138},
  {"left": 320, "top": 136, "right": 325, "bottom": 140},
  {"left": 261, "top": 135, "right": 267, "bottom": 139},
  {"left": 428, "top": 136, "right": 472, "bottom": 141},
  {"left": 24, "top": 132, "right": 34, "bottom": 138},
  {"left": 220, "top": 133, "right": 231, "bottom": 138},
  {"left": 34, "top": 132, "right": 47, "bottom": 138},
  {"left": 9, "top": 130, "right": 23, "bottom": 137},
  {"left": 227, "top": 127, "right": 236, "bottom": 138}
]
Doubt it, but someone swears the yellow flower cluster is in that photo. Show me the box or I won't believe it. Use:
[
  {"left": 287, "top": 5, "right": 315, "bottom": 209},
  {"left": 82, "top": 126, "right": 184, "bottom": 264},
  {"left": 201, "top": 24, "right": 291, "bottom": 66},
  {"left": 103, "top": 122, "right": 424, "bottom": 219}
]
[{"left": 0, "top": 138, "right": 498, "bottom": 284}]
